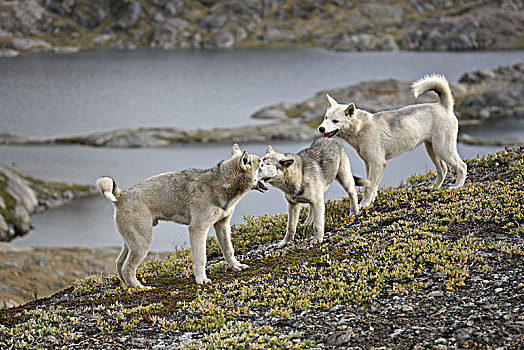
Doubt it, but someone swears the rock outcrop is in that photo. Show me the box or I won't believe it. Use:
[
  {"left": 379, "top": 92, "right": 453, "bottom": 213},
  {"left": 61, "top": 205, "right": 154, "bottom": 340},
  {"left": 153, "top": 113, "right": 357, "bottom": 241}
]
[
  {"left": 252, "top": 63, "right": 524, "bottom": 128},
  {"left": 0, "top": 120, "right": 319, "bottom": 148},
  {"left": 1, "top": 65, "right": 522, "bottom": 148},
  {"left": 0, "top": 0, "right": 522, "bottom": 55},
  {"left": 0, "top": 165, "right": 38, "bottom": 241},
  {"left": 0, "top": 165, "right": 96, "bottom": 241}
]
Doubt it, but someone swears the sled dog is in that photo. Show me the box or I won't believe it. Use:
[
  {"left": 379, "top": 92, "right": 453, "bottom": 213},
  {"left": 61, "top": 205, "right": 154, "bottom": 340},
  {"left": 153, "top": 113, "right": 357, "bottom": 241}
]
[
  {"left": 97, "top": 144, "right": 268, "bottom": 287},
  {"left": 318, "top": 74, "right": 467, "bottom": 207},
  {"left": 258, "top": 138, "right": 369, "bottom": 247}
]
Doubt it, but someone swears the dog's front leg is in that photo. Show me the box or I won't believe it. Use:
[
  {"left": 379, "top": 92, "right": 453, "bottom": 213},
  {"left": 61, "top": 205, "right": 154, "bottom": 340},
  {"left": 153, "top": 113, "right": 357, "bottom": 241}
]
[
  {"left": 189, "top": 223, "right": 211, "bottom": 284},
  {"left": 278, "top": 201, "right": 300, "bottom": 247},
  {"left": 310, "top": 198, "right": 325, "bottom": 244},
  {"left": 360, "top": 161, "right": 386, "bottom": 208},
  {"left": 214, "top": 214, "right": 248, "bottom": 271}
]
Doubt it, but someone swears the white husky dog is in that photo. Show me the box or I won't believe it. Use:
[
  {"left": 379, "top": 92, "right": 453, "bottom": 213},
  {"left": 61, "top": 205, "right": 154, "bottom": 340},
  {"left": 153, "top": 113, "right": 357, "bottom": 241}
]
[
  {"left": 97, "top": 144, "right": 267, "bottom": 287},
  {"left": 318, "top": 74, "right": 467, "bottom": 207},
  {"left": 258, "top": 138, "right": 369, "bottom": 247}
]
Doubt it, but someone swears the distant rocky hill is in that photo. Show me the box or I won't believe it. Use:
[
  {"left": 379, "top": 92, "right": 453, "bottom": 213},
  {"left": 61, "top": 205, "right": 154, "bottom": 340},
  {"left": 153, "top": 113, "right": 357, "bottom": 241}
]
[{"left": 0, "top": 0, "right": 523, "bottom": 56}]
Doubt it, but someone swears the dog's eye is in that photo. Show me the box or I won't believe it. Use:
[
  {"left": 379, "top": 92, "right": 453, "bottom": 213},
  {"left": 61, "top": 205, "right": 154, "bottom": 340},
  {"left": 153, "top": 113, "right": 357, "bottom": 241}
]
[{"left": 333, "top": 120, "right": 339, "bottom": 124}]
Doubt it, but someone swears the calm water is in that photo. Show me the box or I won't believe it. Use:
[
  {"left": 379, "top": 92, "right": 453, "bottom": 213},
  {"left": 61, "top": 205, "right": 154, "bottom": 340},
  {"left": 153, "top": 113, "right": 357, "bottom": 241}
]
[
  {"left": 1, "top": 48, "right": 522, "bottom": 251},
  {"left": 1, "top": 48, "right": 523, "bottom": 137}
]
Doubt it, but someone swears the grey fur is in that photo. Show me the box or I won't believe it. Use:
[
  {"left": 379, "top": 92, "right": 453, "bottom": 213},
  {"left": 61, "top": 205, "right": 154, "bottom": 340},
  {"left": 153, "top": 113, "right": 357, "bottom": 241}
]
[
  {"left": 97, "top": 144, "right": 266, "bottom": 287},
  {"left": 258, "top": 138, "right": 369, "bottom": 247},
  {"left": 318, "top": 74, "right": 467, "bottom": 208}
]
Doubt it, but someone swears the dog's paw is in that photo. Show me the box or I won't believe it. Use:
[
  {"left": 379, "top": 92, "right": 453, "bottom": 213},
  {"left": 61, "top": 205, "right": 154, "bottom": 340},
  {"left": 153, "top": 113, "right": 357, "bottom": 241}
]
[
  {"left": 129, "top": 283, "right": 146, "bottom": 290},
  {"left": 196, "top": 276, "right": 212, "bottom": 284},
  {"left": 230, "top": 263, "right": 249, "bottom": 271},
  {"left": 310, "top": 237, "right": 324, "bottom": 245},
  {"left": 359, "top": 201, "right": 372, "bottom": 209},
  {"left": 277, "top": 239, "right": 291, "bottom": 248}
]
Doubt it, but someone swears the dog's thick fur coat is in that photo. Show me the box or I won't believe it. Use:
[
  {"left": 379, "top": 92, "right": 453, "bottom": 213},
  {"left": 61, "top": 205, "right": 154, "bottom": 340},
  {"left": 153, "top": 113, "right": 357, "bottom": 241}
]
[
  {"left": 97, "top": 144, "right": 266, "bottom": 287},
  {"left": 258, "top": 138, "right": 369, "bottom": 247},
  {"left": 318, "top": 74, "right": 467, "bottom": 207}
]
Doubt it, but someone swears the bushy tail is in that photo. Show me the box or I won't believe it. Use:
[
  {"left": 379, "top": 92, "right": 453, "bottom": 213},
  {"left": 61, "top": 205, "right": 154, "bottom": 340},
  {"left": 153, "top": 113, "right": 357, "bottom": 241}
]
[
  {"left": 96, "top": 176, "right": 122, "bottom": 203},
  {"left": 353, "top": 176, "right": 370, "bottom": 187},
  {"left": 412, "top": 74, "right": 454, "bottom": 112}
]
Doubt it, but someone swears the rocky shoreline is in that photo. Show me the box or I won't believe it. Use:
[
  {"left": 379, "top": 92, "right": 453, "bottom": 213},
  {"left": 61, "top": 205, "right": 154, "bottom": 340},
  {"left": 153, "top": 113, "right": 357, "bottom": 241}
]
[
  {"left": 0, "top": 0, "right": 523, "bottom": 56},
  {"left": 0, "top": 119, "right": 318, "bottom": 148},
  {"left": 252, "top": 63, "right": 524, "bottom": 124},
  {"left": 1, "top": 64, "right": 522, "bottom": 148},
  {"left": 0, "top": 164, "right": 96, "bottom": 242}
]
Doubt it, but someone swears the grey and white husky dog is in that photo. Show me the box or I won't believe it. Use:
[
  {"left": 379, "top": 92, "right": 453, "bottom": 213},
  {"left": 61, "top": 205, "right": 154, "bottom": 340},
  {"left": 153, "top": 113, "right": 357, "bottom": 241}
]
[
  {"left": 318, "top": 74, "right": 467, "bottom": 207},
  {"left": 97, "top": 144, "right": 268, "bottom": 288},
  {"left": 257, "top": 138, "right": 369, "bottom": 247}
]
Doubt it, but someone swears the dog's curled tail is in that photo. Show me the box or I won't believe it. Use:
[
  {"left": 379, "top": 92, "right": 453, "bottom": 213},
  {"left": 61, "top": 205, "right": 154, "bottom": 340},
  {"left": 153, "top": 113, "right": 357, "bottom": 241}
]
[
  {"left": 412, "top": 74, "right": 453, "bottom": 112},
  {"left": 353, "top": 176, "right": 371, "bottom": 187},
  {"left": 96, "top": 176, "right": 122, "bottom": 203}
]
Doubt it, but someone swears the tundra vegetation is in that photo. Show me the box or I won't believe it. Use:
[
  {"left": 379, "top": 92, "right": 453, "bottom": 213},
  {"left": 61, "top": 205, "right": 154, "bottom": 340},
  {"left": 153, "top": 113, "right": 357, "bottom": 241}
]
[{"left": 0, "top": 147, "right": 523, "bottom": 348}]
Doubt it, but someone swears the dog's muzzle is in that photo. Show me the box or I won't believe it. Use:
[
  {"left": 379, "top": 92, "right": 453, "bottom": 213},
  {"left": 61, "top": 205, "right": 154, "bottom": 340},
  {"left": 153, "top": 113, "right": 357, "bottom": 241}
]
[
  {"left": 255, "top": 178, "right": 269, "bottom": 193},
  {"left": 321, "top": 129, "right": 339, "bottom": 138}
]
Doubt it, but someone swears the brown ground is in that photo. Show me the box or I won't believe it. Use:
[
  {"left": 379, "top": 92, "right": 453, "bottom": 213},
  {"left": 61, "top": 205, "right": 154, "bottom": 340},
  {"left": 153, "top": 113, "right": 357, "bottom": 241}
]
[{"left": 0, "top": 243, "right": 165, "bottom": 309}]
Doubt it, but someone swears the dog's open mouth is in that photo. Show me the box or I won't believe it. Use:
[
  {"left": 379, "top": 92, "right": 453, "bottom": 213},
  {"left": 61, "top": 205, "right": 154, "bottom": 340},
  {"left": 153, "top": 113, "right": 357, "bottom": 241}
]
[
  {"left": 322, "top": 129, "right": 339, "bottom": 138},
  {"left": 255, "top": 178, "right": 270, "bottom": 193}
]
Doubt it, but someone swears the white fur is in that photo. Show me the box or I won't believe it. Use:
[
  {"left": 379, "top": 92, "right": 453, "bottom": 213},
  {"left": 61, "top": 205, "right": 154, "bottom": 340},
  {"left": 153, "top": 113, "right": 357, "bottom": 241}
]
[
  {"left": 96, "top": 177, "right": 118, "bottom": 202},
  {"left": 96, "top": 144, "right": 265, "bottom": 288},
  {"left": 318, "top": 75, "right": 467, "bottom": 207}
]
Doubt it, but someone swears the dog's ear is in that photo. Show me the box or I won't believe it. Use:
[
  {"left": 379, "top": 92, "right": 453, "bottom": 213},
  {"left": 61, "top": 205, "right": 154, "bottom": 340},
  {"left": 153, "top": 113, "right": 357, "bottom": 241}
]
[
  {"left": 279, "top": 158, "right": 294, "bottom": 168},
  {"left": 327, "top": 94, "right": 338, "bottom": 107},
  {"left": 231, "top": 143, "right": 242, "bottom": 157},
  {"left": 239, "top": 150, "right": 250, "bottom": 170},
  {"left": 344, "top": 103, "right": 355, "bottom": 118},
  {"left": 266, "top": 145, "right": 275, "bottom": 154}
]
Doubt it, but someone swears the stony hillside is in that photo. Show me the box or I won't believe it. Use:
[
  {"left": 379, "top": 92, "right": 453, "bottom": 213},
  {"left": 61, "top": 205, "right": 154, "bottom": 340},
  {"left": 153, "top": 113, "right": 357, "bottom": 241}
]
[
  {"left": 1, "top": 147, "right": 522, "bottom": 349},
  {"left": 0, "top": 0, "right": 523, "bottom": 56}
]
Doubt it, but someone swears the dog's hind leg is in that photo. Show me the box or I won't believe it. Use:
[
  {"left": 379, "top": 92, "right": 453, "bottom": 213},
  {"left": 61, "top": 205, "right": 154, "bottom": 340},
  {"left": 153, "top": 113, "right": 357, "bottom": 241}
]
[
  {"left": 425, "top": 142, "right": 448, "bottom": 189},
  {"left": 304, "top": 206, "right": 314, "bottom": 226},
  {"left": 337, "top": 155, "right": 359, "bottom": 216},
  {"left": 189, "top": 223, "right": 212, "bottom": 284},
  {"left": 433, "top": 137, "right": 467, "bottom": 188},
  {"left": 116, "top": 212, "right": 152, "bottom": 289},
  {"left": 116, "top": 244, "right": 129, "bottom": 285},
  {"left": 278, "top": 201, "right": 300, "bottom": 247},
  {"left": 214, "top": 214, "right": 248, "bottom": 271},
  {"left": 121, "top": 231, "right": 152, "bottom": 289}
]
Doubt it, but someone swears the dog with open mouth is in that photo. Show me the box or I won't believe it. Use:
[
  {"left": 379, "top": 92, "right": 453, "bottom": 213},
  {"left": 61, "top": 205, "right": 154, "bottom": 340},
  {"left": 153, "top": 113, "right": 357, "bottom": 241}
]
[
  {"left": 97, "top": 144, "right": 267, "bottom": 287},
  {"left": 258, "top": 138, "right": 369, "bottom": 247},
  {"left": 318, "top": 74, "right": 467, "bottom": 208}
]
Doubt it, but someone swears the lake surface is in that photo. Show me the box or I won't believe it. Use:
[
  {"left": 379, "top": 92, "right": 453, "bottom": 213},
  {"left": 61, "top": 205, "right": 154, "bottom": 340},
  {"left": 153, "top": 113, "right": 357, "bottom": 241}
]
[
  {"left": 1, "top": 48, "right": 522, "bottom": 251},
  {"left": 1, "top": 48, "right": 523, "bottom": 137}
]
